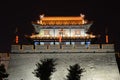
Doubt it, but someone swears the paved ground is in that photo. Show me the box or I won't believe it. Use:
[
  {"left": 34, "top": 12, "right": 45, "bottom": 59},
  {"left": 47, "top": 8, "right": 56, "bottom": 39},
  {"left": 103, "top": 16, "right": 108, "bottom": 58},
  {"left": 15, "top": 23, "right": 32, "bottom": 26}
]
[{"left": 7, "top": 52, "right": 120, "bottom": 80}]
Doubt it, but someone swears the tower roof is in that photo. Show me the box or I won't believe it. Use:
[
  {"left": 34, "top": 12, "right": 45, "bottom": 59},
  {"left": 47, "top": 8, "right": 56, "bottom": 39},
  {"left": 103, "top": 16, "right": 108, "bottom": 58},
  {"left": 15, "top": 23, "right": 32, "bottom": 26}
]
[
  {"left": 34, "top": 14, "right": 89, "bottom": 25},
  {"left": 40, "top": 16, "right": 84, "bottom": 20}
]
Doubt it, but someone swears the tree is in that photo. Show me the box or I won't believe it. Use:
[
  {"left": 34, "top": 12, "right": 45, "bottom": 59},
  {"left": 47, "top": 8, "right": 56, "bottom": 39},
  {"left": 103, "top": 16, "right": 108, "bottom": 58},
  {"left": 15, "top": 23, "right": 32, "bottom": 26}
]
[
  {"left": 66, "top": 64, "right": 85, "bottom": 80},
  {"left": 0, "top": 64, "right": 9, "bottom": 80},
  {"left": 32, "top": 58, "right": 57, "bottom": 80}
]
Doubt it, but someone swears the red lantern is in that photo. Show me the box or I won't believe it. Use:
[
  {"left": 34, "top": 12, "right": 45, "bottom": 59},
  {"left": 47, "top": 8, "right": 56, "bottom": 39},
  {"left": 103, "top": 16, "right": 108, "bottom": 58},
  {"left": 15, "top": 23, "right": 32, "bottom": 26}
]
[
  {"left": 16, "top": 35, "right": 19, "bottom": 44},
  {"left": 106, "top": 35, "right": 108, "bottom": 43}
]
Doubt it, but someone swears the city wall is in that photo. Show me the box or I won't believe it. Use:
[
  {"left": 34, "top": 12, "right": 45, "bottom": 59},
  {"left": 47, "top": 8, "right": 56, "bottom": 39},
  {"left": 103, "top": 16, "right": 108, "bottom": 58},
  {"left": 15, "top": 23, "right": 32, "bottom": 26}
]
[
  {"left": 8, "top": 53, "right": 120, "bottom": 80},
  {"left": 8, "top": 44, "right": 120, "bottom": 80},
  {"left": 11, "top": 44, "right": 115, "bottom": 53}
]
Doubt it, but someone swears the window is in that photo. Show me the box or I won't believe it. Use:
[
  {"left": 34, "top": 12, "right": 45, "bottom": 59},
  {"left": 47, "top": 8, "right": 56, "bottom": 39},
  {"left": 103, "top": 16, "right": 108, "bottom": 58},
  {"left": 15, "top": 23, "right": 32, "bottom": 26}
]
[
  {"left": 59, "top": 29, "right": 66, "bottom": 35},
  {"left": 75, "top": 30, "right": 80, "bottom": 35},
  {"left": 44, "top": 30, "right": 50, "bottom": 35}
]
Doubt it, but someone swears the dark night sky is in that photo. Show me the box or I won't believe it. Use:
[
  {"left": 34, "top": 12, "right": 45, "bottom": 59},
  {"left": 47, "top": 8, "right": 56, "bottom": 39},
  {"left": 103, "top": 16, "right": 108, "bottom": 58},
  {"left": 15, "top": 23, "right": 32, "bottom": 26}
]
[{"left": 0, "top": 0, "right": 120, "bottom": 52}]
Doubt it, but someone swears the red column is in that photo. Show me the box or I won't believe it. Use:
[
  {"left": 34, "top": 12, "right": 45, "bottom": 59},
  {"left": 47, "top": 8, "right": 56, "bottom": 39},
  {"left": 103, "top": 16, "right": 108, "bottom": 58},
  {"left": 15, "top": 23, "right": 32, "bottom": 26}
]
[{"left": 59, "top": 35, "right": 62, "bottom": 42}]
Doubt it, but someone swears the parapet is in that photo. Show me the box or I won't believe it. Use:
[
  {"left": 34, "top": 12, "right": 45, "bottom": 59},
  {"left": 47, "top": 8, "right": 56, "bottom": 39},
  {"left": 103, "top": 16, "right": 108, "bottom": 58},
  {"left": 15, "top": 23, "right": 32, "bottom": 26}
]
[{"left": 11, "top": 44, "right": 115, "bottom": 53}]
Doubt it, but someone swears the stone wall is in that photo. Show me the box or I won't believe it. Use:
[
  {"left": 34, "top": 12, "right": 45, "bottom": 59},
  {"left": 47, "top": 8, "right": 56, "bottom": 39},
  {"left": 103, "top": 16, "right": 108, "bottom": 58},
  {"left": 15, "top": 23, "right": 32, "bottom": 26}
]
[
  {"left": 0, "top": 53, "right": 10, "bottom": 69},
  {"left": 8, "top": 44, "right": 120, "bottom": 80},
  {"left": 22, "top": 45, "right": 34, "bottom": 52},
  {"left": 8, "top": 53, "right": 120, "bottom": 80}
]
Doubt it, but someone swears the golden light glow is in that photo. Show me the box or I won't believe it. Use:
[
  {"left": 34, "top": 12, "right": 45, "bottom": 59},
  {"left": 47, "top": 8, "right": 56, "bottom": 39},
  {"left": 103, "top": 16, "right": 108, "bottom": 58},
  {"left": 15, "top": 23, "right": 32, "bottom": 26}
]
[
  {"left": 41, "top": 16, "right": 83, "bottom": 20},
  {"left": 31, "top": 14, "right": 95, "bottom": 40},
  {"left": 37, "top": 14, "right": 87, "bottom": 25},
  {"left": 30, "top": 34, "right": 95, "bottom": 39}
]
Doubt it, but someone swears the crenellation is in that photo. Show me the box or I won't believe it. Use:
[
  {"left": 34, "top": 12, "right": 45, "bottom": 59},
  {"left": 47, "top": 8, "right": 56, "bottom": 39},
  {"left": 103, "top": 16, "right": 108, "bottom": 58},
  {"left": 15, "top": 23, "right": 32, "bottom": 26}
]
[
  {"left": 21, "top": 45, "right": 34, "bottom": 52},
  {"left": 11, "top": 44, "right": 115, "bottom": 53}
]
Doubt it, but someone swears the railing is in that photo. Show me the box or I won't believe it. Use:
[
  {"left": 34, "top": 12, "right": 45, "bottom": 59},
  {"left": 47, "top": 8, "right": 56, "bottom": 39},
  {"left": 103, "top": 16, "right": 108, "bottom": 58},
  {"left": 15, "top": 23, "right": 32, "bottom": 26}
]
[{"left": 30, "top": 36, "right": 95, "bottom": 40}]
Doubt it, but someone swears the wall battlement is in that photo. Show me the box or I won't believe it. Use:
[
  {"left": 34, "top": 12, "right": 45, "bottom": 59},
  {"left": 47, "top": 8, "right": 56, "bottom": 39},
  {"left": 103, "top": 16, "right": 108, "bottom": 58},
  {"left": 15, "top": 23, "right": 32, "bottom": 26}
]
[{"left": 11, "top": 44, "right": 114, "bottom": 53}]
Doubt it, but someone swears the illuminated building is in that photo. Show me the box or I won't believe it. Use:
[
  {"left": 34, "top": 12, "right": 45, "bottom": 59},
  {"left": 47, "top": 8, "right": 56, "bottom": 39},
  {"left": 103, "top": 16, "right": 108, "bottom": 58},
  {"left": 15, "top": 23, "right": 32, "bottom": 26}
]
[{"left": 30, "top": 14, "right": 95, "bottom": 45}]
